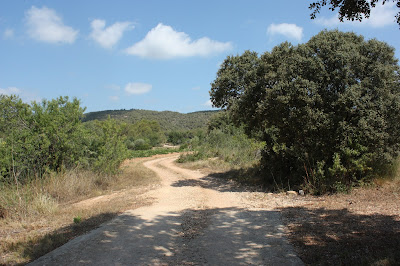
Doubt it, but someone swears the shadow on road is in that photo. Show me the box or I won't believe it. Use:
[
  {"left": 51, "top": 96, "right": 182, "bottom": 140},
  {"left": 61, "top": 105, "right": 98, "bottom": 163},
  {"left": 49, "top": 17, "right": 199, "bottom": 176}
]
[
  {"left": 20, "top": 212, "right": 119, "bottom": 264},
  {"left": 280, "top": 206, "right": 400, "bottom": 265},
  {"left": 30, "top": 207, "right": 302, "bottom": 265},
  {"left": 171, "top": 169, "right": 265, "bottom": 193}
]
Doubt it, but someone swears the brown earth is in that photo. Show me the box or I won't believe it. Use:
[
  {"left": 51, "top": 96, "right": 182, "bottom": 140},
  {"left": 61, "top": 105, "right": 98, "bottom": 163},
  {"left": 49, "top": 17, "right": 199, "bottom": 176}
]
[
  {"left": 29, "top": 154, "right": 303, "bottom": 265},
  {"left": 279, "top": 182, "right": 400, "bottom": 265}
]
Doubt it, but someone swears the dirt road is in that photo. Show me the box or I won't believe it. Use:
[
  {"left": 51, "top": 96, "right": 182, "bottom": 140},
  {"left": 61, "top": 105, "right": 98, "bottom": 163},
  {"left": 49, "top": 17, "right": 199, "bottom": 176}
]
[{"left": 29, "top": 154, "right": 303, "bottom": 265}]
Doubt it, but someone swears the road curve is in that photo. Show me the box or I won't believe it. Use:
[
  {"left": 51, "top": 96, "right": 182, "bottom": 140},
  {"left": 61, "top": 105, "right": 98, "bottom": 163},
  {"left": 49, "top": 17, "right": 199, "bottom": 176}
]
[{"left": 29, "top": 154, "right": 303, "bottom": 265}]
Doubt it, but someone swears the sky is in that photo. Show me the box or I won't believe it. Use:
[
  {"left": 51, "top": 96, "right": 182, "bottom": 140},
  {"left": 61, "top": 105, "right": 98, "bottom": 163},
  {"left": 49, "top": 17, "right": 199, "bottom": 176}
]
[{"left": 0, "top": 1, "right": 399, "bottom": 113}]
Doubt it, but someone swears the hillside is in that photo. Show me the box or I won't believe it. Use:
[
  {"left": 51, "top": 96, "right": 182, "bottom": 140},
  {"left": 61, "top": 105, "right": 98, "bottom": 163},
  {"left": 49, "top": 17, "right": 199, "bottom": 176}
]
[{"left": 83, "top": 109, "right": 220, "bottom": 131}]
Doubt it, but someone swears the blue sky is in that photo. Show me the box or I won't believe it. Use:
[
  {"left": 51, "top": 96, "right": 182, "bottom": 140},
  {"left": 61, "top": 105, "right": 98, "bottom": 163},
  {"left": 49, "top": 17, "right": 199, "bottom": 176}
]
[{"left": 1, "top": 1, "right": 399, "bottom": 113}]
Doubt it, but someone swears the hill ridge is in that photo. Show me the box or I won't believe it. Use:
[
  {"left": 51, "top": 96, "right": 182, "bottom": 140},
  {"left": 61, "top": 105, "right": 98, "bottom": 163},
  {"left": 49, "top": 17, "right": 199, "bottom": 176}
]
[{"left": 83, "top": 109, "right": 220, "bottom": 131}]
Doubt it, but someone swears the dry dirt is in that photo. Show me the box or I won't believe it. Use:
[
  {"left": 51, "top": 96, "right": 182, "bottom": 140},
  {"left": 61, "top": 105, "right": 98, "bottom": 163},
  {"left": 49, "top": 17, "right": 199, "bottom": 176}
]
[
  {"left": 279, "top": 182, "right": 400, "bottom": 265},
  {"left": 29, "top": 154, "right": 303, "bottom": 265}
]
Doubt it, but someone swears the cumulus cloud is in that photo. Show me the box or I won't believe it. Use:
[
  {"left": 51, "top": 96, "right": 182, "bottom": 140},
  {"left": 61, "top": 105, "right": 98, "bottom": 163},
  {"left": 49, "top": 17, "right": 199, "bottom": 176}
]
[
  {"left": 0, "top": 86, "right": 40, "bottom": 102},
  {"left": 204, "top": 100, "right": 213, "bottom": 107},
  {"left": 0, "top": 87, "right": 21, "bottom": 95},
  {"left": 90, "top": 19, "right": 134, "bottom": 49},
  {"left": 124, "top": 82, "right": 152, "bottom": 95},
  {"left": 125, "top": 23, "right": 232, "bottom": 59},
  {"left": 314, "top": 2, "right": 397, "bottom": 28},
  {"left": 3, "top": 28, "right": 14, "bottom": 39},
  {"left": 267, "top": 23, "right": 303, "bottom": 41},
  {"left": 25, "top": 6, "right": 78, "bottom": 44}
]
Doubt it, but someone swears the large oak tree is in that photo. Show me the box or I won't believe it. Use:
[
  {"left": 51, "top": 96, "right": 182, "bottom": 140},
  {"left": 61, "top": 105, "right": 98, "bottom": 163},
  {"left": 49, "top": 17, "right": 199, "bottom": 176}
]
[{"left": 210, "top": 30, "right": 400, "bottom": 193}]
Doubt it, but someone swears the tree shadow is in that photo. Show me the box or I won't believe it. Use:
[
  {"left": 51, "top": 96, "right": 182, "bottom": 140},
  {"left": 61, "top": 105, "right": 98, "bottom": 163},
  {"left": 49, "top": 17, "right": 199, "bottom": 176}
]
[
  {"left": 17, "top": 212, "right": 119, "bottom": 265},
  {"left": 171, "top": 168, "right": 266, "bottom": 193},
  {"left": 29, "top": 207, "right": 302, "bottom": 265},
  {"left": 280, "top": 206, "right": 400, "bottom": 265}
]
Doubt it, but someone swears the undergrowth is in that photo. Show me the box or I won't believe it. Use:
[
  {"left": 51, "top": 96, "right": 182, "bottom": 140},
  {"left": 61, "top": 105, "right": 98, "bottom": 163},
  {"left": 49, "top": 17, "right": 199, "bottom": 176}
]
[
  {"left": 177, "top": 128, "right": 264, "bottom": 169},
  {"left": 0, "top": 158, "right": 159, "bottom": 265},
  {"left": 129, "top": 147, "right": 180, "bottom": 158}
]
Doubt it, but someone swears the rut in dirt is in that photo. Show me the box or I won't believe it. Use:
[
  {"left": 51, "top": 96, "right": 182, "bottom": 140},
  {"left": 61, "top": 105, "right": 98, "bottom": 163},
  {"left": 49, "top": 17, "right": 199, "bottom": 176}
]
[{"left": 29, "top": 154, "right": 303, "bottom": 265}]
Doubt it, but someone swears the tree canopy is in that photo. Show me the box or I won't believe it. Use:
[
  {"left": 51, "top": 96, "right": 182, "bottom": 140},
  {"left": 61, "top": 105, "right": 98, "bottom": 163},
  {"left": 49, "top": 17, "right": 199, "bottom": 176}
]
[
  {"left": 210, "top": 30, "right": 400, "bottom": 193},
  {"left": 310, "top": 0, "right": 400, "bottom": 28}
]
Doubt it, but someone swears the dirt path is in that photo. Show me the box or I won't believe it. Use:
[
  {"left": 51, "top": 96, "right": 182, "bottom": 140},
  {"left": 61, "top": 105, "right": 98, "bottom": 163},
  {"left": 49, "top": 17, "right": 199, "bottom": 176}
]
[{"left": 29, "top": 154, "right": 303, "bottom": 265}]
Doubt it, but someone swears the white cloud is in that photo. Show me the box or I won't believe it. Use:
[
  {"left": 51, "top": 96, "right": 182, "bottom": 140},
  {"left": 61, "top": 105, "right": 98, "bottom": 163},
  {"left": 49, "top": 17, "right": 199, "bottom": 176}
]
[
  {"left": 90, "top": 19, "right": 134, "bottom": 49},
  {"left": 124, "top": 82, "right": 152, "bottom": 95},
  {"left": 3, "top": 28, "right": 14, "bottom": 39},
  {"left": 0, "top": 86, "right": 40, "bottom": 103},
  {"left": 125, "top": 23, "right": 232, "bottom": 59},
  {"left": 267, "top": 23, "right": 303, "bottom": 41},
  {"left": 109, "top": 95, "right": 119, "bottom": 101},
  {"left": 25, "top": 6, "right": 78, "bottom": 44},
  {"left": 204, "top": 100, "right": 213, "bottom": 107},
  {"left": 315, "top": 2, "right": 397, "bottom": 28},
  {"left": 191, "top": 86, "right": 201, "bottom": 90},
  {"left": 0, "top": 87, "right": 21, "bottom": 95}
]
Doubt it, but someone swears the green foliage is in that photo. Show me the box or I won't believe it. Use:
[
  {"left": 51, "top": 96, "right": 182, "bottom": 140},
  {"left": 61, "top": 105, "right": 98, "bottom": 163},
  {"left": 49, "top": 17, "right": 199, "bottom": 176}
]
[
  {"left": 0, "top": 96, "right": 86, "bottom": 182},
  {"left": 167, "top": 130, "right": 189, "bottom": 145},
  {"left": 210, "top": 30, "right": 400, "bottom": 193},
  {"left": 309, "top": 0, "right": 400, "bottom": 28},
  {"left": 0, "top": 96, "right": 129, "bottom": 183},
  {"left": 73, "top": 216, "right": 82, "bottom": 224},
  {"left": 129, "top": 147, "right": 179, "bottom": 158},
  {"left": 83, "top": 109, "right": 219, "bottom": 131},
  {"left": 90, "top": 118, "right": 128, "bottom": 175},
  {"left": 166, "top": 128, "right": 207, "bottom": 146},
  {"left": 179, "top": 112, "right": 264, "bottom": 168},
  {"left": 177, "top": 151, "right": 206, "bottom": 163}
]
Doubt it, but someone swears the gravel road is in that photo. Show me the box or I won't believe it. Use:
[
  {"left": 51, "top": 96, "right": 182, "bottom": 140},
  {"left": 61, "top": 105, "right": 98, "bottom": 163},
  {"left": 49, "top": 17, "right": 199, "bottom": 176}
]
[{"left": 29, "top": 154, "right": 303, "bottom": 265}]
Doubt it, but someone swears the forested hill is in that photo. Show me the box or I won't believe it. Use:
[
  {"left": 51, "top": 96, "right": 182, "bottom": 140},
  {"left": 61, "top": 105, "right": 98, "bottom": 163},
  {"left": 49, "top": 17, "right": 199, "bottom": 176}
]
[{"left": 83, "top": 109, "right": 220, "bottom": 130}]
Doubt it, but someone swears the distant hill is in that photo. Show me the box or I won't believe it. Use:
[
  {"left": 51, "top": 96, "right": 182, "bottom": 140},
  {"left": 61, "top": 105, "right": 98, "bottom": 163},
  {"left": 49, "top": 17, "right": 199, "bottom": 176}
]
[{"left": 83, "top": 109, "right": 220, "bottom": 131}]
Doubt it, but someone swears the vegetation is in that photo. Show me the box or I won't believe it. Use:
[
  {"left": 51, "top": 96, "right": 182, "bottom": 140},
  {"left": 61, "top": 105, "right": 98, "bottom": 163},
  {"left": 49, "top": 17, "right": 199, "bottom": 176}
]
[
  {"left": 0, "top": 95, "right": 128, "bottom": 184},
  {"left": 210, "top": 30, "right": 400, "bottom": 194},
  {"left": 309, "top": 0, "right": 400, "bottom": 28},
  {"left": 0, "top": 94, "right": 206, "bottom": 223},
  {"left": 83, "top": 109, "right": 219, "bottom": 131},
  {"left": 178, "top": 112, "right": 265, "bottom": 170},
  {"left": 0, "top": 158, "right": 159, "bottom": 265}
]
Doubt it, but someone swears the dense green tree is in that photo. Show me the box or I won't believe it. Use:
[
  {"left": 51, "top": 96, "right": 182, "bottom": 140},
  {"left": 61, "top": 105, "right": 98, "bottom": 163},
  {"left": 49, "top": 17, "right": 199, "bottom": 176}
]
[
  {"left": 309, "top": 0, "right": 400, "bottom": 27},
  {"left": 91, "top": 118, "right": 128, "bottom": 175},
  {"left": 210, "top": 30, "right": 400, "bottom": 193},
  {"left": 0, "top": 96, "right": 87, "bottom": 182}
]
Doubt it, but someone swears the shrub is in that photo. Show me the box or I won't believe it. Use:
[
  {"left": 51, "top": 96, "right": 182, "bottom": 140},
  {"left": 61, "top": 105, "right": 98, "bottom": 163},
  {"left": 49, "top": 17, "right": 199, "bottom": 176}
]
[{"left": 210, "top": 30, "right": 400, "bottom": 193}]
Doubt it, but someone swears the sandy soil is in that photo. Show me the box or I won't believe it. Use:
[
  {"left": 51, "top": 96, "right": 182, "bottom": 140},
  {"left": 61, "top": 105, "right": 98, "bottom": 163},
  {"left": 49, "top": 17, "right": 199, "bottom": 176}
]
[{"left": 29, "top": 154, "right": 303, "bottom": 265}]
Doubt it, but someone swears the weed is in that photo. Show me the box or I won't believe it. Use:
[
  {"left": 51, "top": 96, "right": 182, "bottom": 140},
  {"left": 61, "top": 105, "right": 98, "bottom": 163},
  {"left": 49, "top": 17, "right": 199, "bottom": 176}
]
[{"left": 73, "top": 216, "right": 82, "bottom": 224}]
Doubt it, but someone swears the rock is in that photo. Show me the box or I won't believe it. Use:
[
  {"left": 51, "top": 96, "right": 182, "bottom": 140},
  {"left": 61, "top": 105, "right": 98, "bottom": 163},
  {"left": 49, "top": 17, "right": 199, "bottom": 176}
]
[
  {"left": 286, "top": 190, "right": 297, "bottom": 196},
  {"left": 298, "top": 190, "right": 305, "bottom": 196}
]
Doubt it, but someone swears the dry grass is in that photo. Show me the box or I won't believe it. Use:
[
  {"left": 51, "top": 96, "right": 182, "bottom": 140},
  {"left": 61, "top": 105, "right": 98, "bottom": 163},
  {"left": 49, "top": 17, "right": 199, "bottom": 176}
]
[
  {"left": 177, "top": 158, "right": 232, "bottom": 173},
  {"left": 0, "top": 157, "right": 160, "bottom": 265}
]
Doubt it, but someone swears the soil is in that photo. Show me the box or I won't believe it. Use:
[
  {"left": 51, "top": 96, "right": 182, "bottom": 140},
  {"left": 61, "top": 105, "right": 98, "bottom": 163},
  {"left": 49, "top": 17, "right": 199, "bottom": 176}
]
[
  {"left": 29, "top": 154, "right": 303, "bottom": 265},
  {"left": 279, "top": 183, "right": 400, "bottom": 265}
]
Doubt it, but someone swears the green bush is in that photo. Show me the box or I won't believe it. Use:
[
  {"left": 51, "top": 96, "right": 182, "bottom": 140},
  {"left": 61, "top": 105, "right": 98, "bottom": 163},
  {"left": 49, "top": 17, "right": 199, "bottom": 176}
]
[
  {"left": 0, "top": 96, "right": 129, "bottom": 183},
  {"left": 132, "top": 139, "right": 151, "bottom": 150},
  {"left": 210, "top": 30, "right": 400, "bottom": 193}
]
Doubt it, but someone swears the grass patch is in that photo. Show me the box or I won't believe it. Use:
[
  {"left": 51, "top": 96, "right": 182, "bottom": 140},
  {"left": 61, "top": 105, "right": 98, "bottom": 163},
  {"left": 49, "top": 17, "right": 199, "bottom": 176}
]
[
  {"left": 0, "top": 158, "right": 159, "bottom": 265},
  {"left": 129, "top": 147, "right": 180, "bottom": 158}
]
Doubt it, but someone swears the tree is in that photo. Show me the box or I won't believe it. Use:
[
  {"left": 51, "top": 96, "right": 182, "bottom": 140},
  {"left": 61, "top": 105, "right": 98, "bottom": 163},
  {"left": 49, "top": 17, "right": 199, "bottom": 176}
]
[
  {"left": 0, "top": 96, "right": 87, "bottom": 182},
  {"left": 210, "top": 30, "right": 400, "bottom": 193},
  {"left": 310, "top": 0, "right": 400, "bottom": 28}
]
